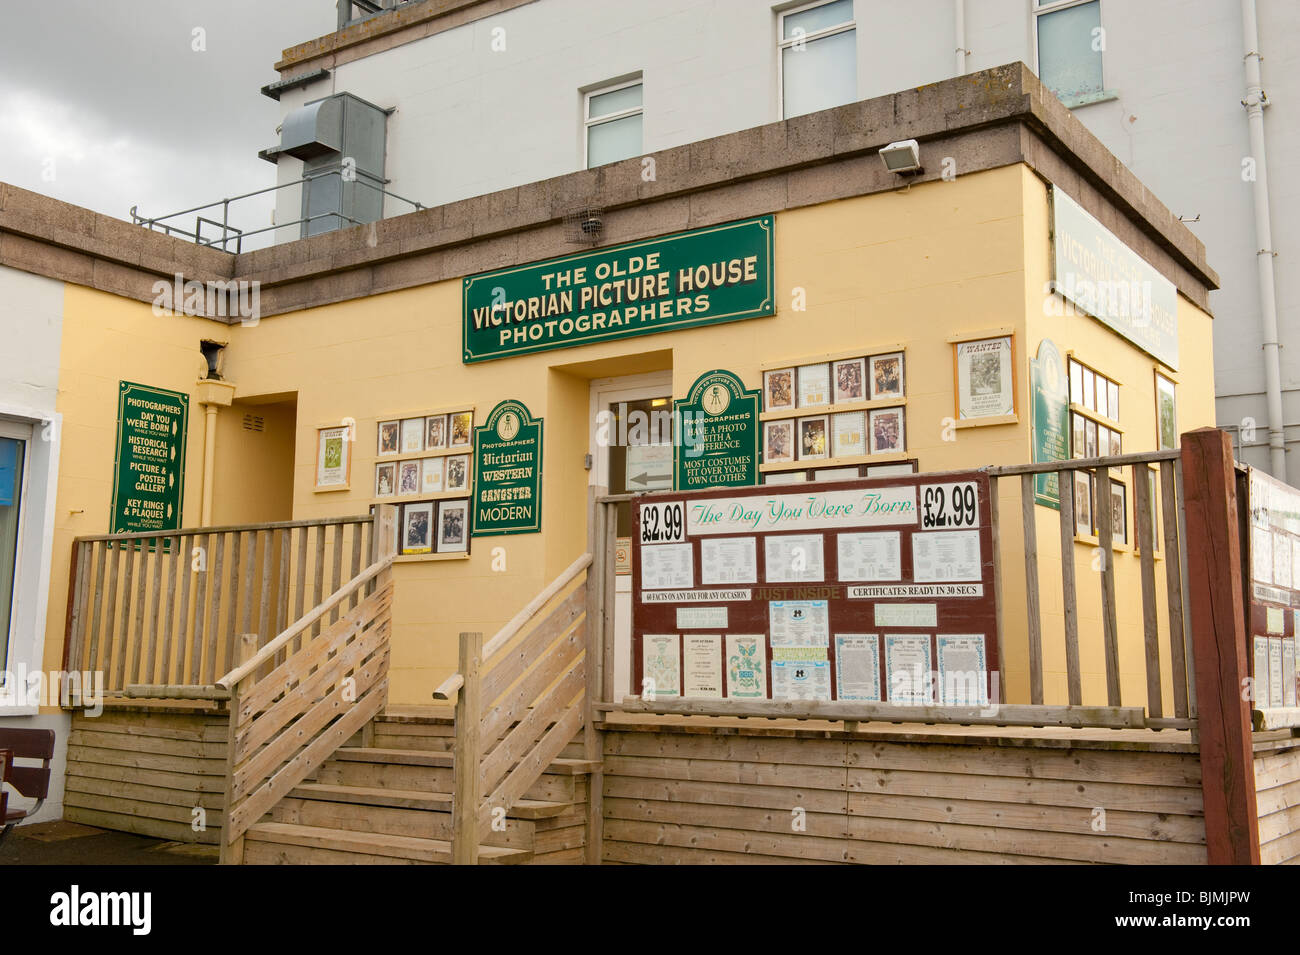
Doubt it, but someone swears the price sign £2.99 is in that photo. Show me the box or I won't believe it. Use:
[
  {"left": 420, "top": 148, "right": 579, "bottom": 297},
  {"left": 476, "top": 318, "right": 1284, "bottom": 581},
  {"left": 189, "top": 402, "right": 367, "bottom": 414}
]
[
  {"left": 639, "top": 501, "right": 686, "bottom": 544},
  {"left": 920, "top": 481, "right": 979, "bottom": 529}
]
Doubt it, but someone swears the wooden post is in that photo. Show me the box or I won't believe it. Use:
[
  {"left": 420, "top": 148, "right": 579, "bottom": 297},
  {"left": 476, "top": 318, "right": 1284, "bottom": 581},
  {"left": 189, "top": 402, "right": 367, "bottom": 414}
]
[
  {"left": 1180, "top": 428, "right": 1260, "bottom": 865},
  {"left": 584, "top": 487, "right": 606, "bottom": 865},
  {"left": 1020, "top": 474, "right": 1044, "bottom": 705},
  {"left": 451, "top": 630, "right": 482, "bottom": 865},
  {"left": 219, "top": 633, "right": 258, "bottom": 865}
]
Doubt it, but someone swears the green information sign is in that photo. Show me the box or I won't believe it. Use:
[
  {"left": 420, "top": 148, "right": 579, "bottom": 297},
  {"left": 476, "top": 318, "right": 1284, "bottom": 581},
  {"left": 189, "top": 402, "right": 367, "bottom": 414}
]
[
  {"left": 471, "top": 399, "right": 543, "bottom": 536},
  {"left": 111, "top": 381, "right": 188, "bottom": 534},
  {"left": 463, "top": 216, "right": 774, "bottom": 363},
  {"left": 1030, "top": 339, "right": 1069, "bottom": 509},
  {"left": 673, "top": 369, "right": 760, "bottom": 492}
]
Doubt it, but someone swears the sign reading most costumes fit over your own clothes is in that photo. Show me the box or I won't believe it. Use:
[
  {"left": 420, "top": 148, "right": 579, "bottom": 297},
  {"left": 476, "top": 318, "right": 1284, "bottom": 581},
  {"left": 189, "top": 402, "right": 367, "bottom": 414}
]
[{"left": 462, "top": 217, "right": 774, "bottom": 362}]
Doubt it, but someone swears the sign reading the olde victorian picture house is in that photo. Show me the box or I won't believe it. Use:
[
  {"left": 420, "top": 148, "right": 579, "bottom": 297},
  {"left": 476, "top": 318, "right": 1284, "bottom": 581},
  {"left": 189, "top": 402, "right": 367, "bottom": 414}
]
[
  {"left": 462, "top": 216, "right": 774, "bottom": 362},
  {"left": 673, "top": 369, "right": 760, "bottom": 492},
  {"left": 111, "top": 381, "right": 188, "bottom": 534},
  {"left": 471, "top": 399, "right": 543, "bottom": 536},
  {"left": 631, "top": 474, "right": 999, "bottom": 705}
]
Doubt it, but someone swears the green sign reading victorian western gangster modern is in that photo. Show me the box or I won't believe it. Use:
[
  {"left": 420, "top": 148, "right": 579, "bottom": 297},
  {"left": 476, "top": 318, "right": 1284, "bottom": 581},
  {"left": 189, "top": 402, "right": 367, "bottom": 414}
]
[
  {"left": 111, "top": 381, "right": 188, "bottom": 534},
  {"left": 462, "top": 216, "right": 774, "bottom": 363},
  {"left": 674, "top": 369, "right": 760, "bottom": 491},
  {"left": 472, "top": 399, "right": 543, "bottom": 536}
]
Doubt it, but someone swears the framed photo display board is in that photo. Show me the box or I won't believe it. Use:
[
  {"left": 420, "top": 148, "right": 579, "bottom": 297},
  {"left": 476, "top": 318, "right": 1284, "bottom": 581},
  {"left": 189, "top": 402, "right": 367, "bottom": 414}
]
[{"left": 631, "top": 471, "right": 999, "bottom": 704}]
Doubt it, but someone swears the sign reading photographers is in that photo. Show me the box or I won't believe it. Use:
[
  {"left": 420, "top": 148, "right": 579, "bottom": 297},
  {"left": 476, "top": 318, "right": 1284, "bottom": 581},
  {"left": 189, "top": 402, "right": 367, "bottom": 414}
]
[
  {"left": 463, "top": 217, "right": 774, "bottom": 363},
  {"left": 673, "top": 369, "right": 760, "bottom": 491},
  {"left": 472, "top": 399, "right": 543, "bottom": 536},
  {"left": 111, "top": 381, "right": 188, "bottom": 534}
]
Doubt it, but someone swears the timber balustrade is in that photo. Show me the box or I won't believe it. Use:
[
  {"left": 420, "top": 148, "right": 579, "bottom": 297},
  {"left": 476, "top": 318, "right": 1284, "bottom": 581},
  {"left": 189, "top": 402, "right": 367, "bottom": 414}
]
[{"left": 63, "top": 514, "right": 378, "bottom": 701}]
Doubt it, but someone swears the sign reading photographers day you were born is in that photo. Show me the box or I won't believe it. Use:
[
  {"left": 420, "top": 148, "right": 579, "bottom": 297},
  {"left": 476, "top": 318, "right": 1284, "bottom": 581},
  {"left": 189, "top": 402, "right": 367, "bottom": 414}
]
[
  {"left": 463, "top": 217, "right": 774, "bottom": 362},
  {"left": 112, "top": 381, "right": 188, "bottom": 534},
  {"left": 631, "top": 473, "right": 999, "bottom": 703},
  {"left": 472, "top": 399, "right": 543, "bottom": 536}
]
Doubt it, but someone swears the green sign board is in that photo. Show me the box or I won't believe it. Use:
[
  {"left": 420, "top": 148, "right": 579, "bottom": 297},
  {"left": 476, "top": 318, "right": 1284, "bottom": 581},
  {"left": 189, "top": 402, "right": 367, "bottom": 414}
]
[
  {"left": 1030, "top": 339, "right": 1069, "bottom": 509},
  {"left": 111, "top": 381, "right": 188, "bottom": 534},
  {"left": 1051, "top": 187, "right": 1179, "bottom": 369},
  {"left": 673, "top": 369, "right": 760, "bottom": 492},
  {"left": 471, "top": 399, "right": 543, "bottom": 536},
  {"left": 463, "top": 216, "right": 774, "bottom": 363}
]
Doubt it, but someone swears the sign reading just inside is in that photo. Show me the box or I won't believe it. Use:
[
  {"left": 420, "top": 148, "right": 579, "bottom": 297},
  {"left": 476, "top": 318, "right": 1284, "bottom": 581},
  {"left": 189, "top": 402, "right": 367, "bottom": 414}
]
[
  {"left": 111, "top": 381, "right": 188, "bottom": 534},
  {"left": 471, "top": 398, "right": 543, "bottom": 536},
  {"left": 462, "top": 217, "right": 774, "bottom": 363},
  {"left": 1051, "top": 188, "right": 1179, "bottom": 369}
]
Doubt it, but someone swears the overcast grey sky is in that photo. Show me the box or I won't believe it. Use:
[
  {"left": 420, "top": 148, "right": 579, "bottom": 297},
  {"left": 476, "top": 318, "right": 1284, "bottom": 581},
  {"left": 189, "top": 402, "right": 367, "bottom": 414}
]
[{"left": 0, "top": 1, "right": 336, "bottom": 243}]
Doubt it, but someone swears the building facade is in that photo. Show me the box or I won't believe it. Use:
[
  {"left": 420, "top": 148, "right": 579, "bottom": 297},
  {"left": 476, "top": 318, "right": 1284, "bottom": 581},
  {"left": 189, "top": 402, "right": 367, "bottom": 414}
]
[{"left": 265, "top": 0, "right": 1296, "bottom": 481}]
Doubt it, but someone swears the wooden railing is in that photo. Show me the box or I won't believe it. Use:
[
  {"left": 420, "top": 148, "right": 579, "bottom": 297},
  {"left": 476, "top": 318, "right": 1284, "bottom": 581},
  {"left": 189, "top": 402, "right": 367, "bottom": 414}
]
[
  {"left": 219, "top": 506, "right": 398, "bottom": 864},
  {"left": 63, "top": 515, "right": 376, "bottom": 701},
  {"left": 433, "top": 546, "right": 600, "bottom": 864}
]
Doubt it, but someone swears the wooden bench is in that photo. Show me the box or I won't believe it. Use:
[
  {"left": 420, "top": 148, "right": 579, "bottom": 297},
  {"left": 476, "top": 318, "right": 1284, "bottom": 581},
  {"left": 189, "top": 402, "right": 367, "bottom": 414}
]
[{"left": 0, "top": 729, "right": 55, "bottom": 844}]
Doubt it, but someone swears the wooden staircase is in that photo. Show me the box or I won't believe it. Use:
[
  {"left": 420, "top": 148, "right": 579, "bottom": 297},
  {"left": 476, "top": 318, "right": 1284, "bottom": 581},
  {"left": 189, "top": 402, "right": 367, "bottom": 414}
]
[{"left": 240, "top": 716, "right": 595, "bottom": 864}]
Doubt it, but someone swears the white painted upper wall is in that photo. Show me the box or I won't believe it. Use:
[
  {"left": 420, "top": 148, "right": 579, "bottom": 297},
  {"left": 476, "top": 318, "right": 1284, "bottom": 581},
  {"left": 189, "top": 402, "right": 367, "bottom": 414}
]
[{"left": 272, "top": 0, "right": 1300, "bottom": 478}]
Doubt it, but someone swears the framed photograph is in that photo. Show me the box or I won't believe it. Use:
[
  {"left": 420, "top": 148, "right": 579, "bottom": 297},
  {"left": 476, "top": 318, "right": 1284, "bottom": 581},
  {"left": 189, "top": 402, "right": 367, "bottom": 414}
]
[
  {"left": 1074, "top": 471, "right": 1094, "bottom": 536},
  {"left": 1156, "top": 373, "right": 1177, "bottom": 450},
  {"left": 315, "top": 426, "right": 351, "bottom": 490},
  {"left": 425, "top": 414, "right": 448, "bottom": 451},
  {"left": 833, "top": 358, "right": 866, "bottom": 404},
  {"left": 1082, "top": 367, "right": 1096, "bottom": 412},
  {"left": 400, "top": 417, "right": 424, "bottom": 454},
  {"left": 445, "top": 454, "right": 470, "bottom": 493},
  {"left": 797, "top": 363, "right": 831, "bottom": 408},
  {"left": 1071, "top": 413, "right": 1086, "bottom": 459},
  {"left": 437, "top": 499, "right": 469, "bottom": 553},
  {"left": 398, "top": 460, "right": 421, "bottom": 496},
  {"left": 953, "top": 337, "right": 1013, "bottom": 419},
  {"left": 1108, "top": 381, "right": 1120, "bottom": 420},
  {"left": 1069, "top": 361, "right": 1083, "bottom": 406},
  {"left": 401, "top": 502, "right": 434, "bottom": 555},
  {"left": 1095, "top": 375, "right": 1109, "bottom": 419},
  {"left": 869, "top": 352, "right": 904, "bottom": 401},
  {"left": 421, "top": 456, "right": 445, "bottom": 495},
  {"left": 764, "top": 419, "right": 794, "bottom": 464},
  {"left": 375, "top": 462, "right": 396, "bottom": 498},
  {"left": 869, "top": 407, "right": 905, "bottom": 454},
  {"left": 831, "top": 411, "right": 866, "bottom": 458},
  {"left": 1085, "top": 418, "right": 1098, "bottom": 458},
  {"left": 1107, "top": 427, "right": 1122, "bottom": 457},
  {"left": 377, "top": 420, "right": 400, "bottom": 456},
  {"left": 763, "top": 368, "right": 796, "bottom": 412},
  {"left": 798, "top": 415, "right": 829, "bottom": 460},
  {"left": 1110, "top": 483, "right": 1128, "bottom": 544},
  {"left": 450, "top": 412, "right": 473, "bottom": 448}
]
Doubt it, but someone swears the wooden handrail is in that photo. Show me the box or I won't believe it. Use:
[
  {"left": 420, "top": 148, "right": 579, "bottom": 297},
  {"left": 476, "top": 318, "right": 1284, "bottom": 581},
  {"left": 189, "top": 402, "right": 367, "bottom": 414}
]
[
  {"left": 984, "top": 450, "right": 1180, "bottom": 476},
  {"left": 71, "top": 514, "right": 373, "bottom": 544},
  {"left": 432, "top": 551, "right": 591, "bottom": 701},
  {"left": 216, "top": 555, "right": 393, "bottom": 690}
]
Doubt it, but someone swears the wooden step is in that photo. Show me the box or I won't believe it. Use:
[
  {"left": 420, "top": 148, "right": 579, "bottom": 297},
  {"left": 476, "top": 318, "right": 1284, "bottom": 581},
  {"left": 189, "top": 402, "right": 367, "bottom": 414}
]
[
  {"left": 242, "top": 821, "right": 532, "bottom": 865},
  {"left": 290, "top": 782, "right": 574, "bottom": 820},
  {"left": 317, "top": 747, "right": 591, "bottom": 802},
  {"left": 331, "top": 747, "right": 598, "bottom": 776}
]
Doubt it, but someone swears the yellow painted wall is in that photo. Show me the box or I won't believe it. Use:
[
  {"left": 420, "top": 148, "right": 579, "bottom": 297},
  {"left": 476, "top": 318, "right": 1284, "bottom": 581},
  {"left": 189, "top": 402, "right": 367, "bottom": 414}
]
[{"left": 42, "top": 163, "right": 1217, "bottom": 711}]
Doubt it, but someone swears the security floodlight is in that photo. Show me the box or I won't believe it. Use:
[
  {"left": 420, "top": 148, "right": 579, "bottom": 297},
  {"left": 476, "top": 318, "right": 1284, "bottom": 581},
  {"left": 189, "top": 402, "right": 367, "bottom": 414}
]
[{"left": 880, "top": 139, "right": 922, "bottom": 175}]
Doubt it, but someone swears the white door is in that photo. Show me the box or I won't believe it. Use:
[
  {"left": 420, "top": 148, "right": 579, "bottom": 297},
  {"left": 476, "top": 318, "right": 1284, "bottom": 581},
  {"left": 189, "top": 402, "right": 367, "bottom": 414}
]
[{"left": 588, "top": 372, "right": 673, "bottom": 701}]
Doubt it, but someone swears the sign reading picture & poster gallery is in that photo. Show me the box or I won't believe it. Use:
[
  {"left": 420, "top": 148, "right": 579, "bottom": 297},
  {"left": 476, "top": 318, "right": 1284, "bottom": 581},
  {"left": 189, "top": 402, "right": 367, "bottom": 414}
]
[
  {"left": 111, "top": 381, "right": 188, "bottom": 534},
  {"left": 462, "top": 217, "right": 774, "bottom": 362},
  {"left": 472, "top": 399, "right": 543, "bottom": 536}
]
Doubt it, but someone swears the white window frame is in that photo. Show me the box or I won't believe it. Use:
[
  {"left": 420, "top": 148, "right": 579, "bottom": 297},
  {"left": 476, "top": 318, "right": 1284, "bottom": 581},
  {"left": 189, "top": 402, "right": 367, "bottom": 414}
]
[
  {"left": 1032, "top": 0, "right": 1113, "bottom": 108},
  {"left": 583, "top": 78, "right": 644, "bottom": 170},
  {"left": 776, "top": 0, "right": 857, "bottom": 120}
]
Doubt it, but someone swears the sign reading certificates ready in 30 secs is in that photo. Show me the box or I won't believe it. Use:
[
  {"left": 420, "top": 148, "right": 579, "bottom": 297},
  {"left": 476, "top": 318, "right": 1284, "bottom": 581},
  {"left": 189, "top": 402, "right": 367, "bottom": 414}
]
[{"left": 462, "top": 217, "right": 774, "bottom": 363}]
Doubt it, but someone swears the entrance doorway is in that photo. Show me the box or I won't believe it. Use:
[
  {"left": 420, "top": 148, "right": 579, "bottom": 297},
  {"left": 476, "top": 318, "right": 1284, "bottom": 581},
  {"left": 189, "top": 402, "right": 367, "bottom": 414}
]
[{"left": 589, "top": 371, "right": 672, "bottom": 700}]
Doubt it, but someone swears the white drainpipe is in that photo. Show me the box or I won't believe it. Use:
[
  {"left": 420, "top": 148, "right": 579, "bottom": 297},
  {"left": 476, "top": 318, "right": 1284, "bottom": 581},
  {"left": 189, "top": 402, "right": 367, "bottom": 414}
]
[
  {"left": 954, "top": 0, "right": 967, "bottom": 76},
  {"left": 1241, "top": 0, "right": 1287, "bottom": 478}
]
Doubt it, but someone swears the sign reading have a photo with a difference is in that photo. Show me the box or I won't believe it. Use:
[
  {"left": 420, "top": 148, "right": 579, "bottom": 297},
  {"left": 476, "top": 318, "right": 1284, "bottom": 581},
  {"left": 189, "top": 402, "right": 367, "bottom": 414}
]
[
  {"left": 472, "top": 399, "right": 543, "bottom": 536},
  {"left": 674, "top": 369, "right": 760, "bottom": 492},
  {"left": 463, "top": 216, "right": 774, "bottom": 362},
  {"left": 111, "top": 381, "right": 188, "bottom": 534}
]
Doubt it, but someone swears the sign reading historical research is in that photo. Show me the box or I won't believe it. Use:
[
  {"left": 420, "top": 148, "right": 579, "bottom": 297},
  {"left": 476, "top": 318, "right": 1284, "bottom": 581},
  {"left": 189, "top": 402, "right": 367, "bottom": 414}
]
[
  {"left": 462, "top": 216, "right": 774, "bottom": 363},
  {"left": 111, "top": 381, "right": 188, "bottom": 534},
  {"left": 631, "top": 473, "right": 999, "bottom": 705},
  {"left": 673, "top": 369, "right": 760, "bottom": 492},
  {"left": 472, "top": 399, "right": 543, "bottom": 536},
  {"left": 1051, "top": 187, "right": 1179, "bottom": 369}
]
